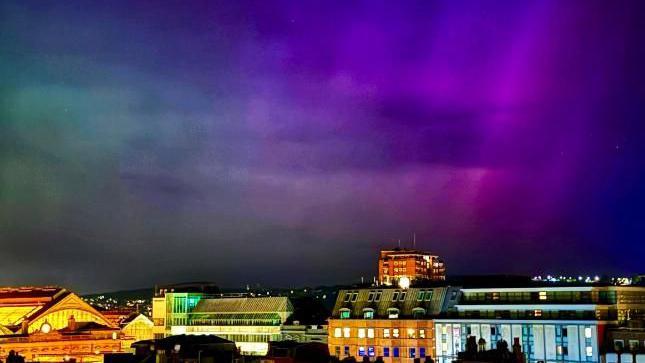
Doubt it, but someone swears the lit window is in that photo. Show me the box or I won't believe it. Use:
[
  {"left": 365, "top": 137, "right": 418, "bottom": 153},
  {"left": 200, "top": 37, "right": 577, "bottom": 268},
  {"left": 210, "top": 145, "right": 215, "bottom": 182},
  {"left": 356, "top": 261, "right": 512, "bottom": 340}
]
[
  {"left": 586, "top": 346, "right": 593, "bottom": 357},
  {"left": 358, "top": 328, "right": 366, "bottom": 338},
  {"left": 358, "top": 347, "right": 365, "bottom": 356},
  {"left": 442, "top": 342, "right": 448, "bottom": 352},
  {"left": 388, "top": 308, "right": 399, "bottom": 319},
  {"left": 442, "top": 325, "right": 447, "bottom": 334},
  {"left": 363, "top": 309, "right": 374, "bottom": 319},
  {"left": 343, "top": 327, "right": 351, "bottom": 338},
  {"left": 340, "top": 310, "right": 351, "bottom": 319},
  {"left": 585, "top": 327, "right": 592, "bottom": 338},
  {"left": 539, "top": 291, "right": 548, "bottom": 300},
  {"left": 393, "top": 328, "right": 400, "bottom": 338},
  {"left": 368, "top": 346, "right": 375, "bottom": 357},
  {"left": 334, "top": 328, "right": 342, "bottom": 337},
  {"left": 383, "top": 329, "right": 390, "bottom": 338},
  {"left": 368, "top": 328, "right": 374, "bottom": 338},
  {"left": 419, "top": 329, "right": 426, "bottom": 338},
  {"left": 407, "top": 328, "right": 416, "bottom": 338},
  {"left": 534, "top": 310, "right": 542, "bottom": 317}
]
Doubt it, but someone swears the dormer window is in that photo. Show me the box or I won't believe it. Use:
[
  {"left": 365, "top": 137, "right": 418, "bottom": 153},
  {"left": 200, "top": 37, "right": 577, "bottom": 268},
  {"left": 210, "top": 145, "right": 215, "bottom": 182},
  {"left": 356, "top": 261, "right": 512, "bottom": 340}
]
[
  {"left": 412, "top": 307, "right": 426, "bottom": 319},
  {"left": 363, "top": 308, "right": 375, "bottom": 319},
  {"left": 387, "top": 308, "right": 400, "bottom": 319},
  {"left": 351, "top": 293, "right": 358, "bottom": 302},
  {"left": 374, "top": 291, "right": 382, "bottom": 302},
  {"left": 367, "top": 292, "right": 375, "bottom": 302},
  {"left": 340, "top": 308, "right": 351, "bottom": 319}
]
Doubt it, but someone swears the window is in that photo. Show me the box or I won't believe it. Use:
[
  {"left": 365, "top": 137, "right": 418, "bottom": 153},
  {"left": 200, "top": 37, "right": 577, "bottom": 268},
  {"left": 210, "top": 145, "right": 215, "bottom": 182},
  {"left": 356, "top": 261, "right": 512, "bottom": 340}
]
[
  {"left": 351, "top": 293, "right": 358, "bottom": 302},
  {"left": 344, "top": 346, "right": 349, "bottom": 356},
  {"left": 393, "top": 347, "right": 399, "bottom": 357},
  {"left": 388, "top": 308, "right": 400, "bottom": 319},
  {"left": 367, "top": 292, "right": 375, "bottom": 302},
  {"left": 383, "top": 347, "right": 390, "bottom": 357},
  {"left": 585, "top": 327, "right": 592, "bottom": 338},
  {"left": 334, "top": 328, "right": 342, "bottom": 337},
  {"left": 417, "top": 291, "right": 425, "bottom": 301},
  {"left": 393, "top": 328, "right": 400, "bottom": 338},
  {"left": 562, "top": 327, "right": 568, "bottom": 337},
  {"left": 399, "top": 292, "right": 407, "bottom": 301},
  {"left": 334, "top": 346, "right": 340, "bottom": 357},
  {"left": 491, "top": 326, "right": 497, "bottom": 336},
  {"left": 420, "top": 347, "right": 426, "bottom": 357},
  {"left": 407, "top": 328, "right": 416, "bottom": 338},
  {"left": 413, "top": 307, "right": 426, "bottom": 318},
  {"left": 539, "top": 291, "right": 548, "bottom": 300},
  {"left": 409, "top": 348, "right": 416, "bottom": 358},
  {"left": 343, "top": 293, "right": 351, "bottom": 302},
  {"left": 363, "top": 309, "right": 374, "bottom": 319},
  {"left": 419, "top": 329, "right": 426, "bottom": 338},
  {"left": 368, "top": 347, "right": 375, "bottom": 357},
  {"left": 367, "top": 328, "right": 374, "bottom": 338},
  {"left": 586, "top": 346, "right": 593, "bottom": 357},
  {"left": 358, "top": 328, "right": 366, "bottom": 338},
  {"left": 425, "top": 290, "right": 433, "bottom": 301},
  {"left": 358, "top": 347, "right": 365, "bottom": 357},
  {"left": 629, "top": 340, "right": 639, "bottom": 351},
  {"left": 340, "top": 309, "right": 351, "bottom": 319},
  {"left": 383, "top": 328, "right": 390, "bottom": 338},
  {"left": 614, "top": 340, "right": 624, "bottom": 351},
  {"left": 534, "top": 309, "right": 542, "bottom": 317},
  {"left": 375, "top": 291, "right": 382, "bottom": 302},
  {"left": 442, "top": 342, "right": 448, "bottom": 352},
  {"left": 343, "top": 327, "right": 351, "bottom": 338},
  {"left": 392, "top": 292, "right": 399, "bottom": 301}
]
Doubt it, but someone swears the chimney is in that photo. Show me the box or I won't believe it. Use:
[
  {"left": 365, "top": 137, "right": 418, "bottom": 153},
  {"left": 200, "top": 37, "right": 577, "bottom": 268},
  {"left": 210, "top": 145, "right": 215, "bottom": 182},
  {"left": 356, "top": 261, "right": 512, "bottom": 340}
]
[{"left": 68, "top": 315, "right": 76, "bottom": 331}]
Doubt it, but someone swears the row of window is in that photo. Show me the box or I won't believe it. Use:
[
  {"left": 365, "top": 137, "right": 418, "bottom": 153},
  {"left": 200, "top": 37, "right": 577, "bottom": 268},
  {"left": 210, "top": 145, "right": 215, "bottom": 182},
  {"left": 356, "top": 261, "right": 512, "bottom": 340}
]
[
  {"left": 333, "top": 346, "right": 428, "bottom": 359},
  {"left": 342, "top": 290, "right": 435, "bottom": 304},
  {"left": 453, "top": 309, "right": 613, "bottom": 320},
  {"left": 461, "top": 291, "right": 617, "bottom": 304},
  {"left": 339, "top": 307, "right": 427, "bottom": 319},
  {"left": 333, "top": 327, "right": 427, "bottom": 339}
]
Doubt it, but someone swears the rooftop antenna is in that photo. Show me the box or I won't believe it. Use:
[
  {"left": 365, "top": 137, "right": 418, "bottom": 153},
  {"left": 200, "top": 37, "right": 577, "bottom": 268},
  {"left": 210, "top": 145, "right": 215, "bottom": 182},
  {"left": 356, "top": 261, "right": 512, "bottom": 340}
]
[
  {"left": 413, "top": 233, "right": 416, "bottom": 249},
  {"left": 398, "top": 239, "right": 401, "bottom": 248}
]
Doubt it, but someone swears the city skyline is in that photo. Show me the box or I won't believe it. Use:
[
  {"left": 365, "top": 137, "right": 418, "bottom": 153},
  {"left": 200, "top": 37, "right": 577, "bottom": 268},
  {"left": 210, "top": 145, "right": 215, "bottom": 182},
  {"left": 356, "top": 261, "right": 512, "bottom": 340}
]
[{"left": 1, "top": 0, "right": 645, "bottom": 293}]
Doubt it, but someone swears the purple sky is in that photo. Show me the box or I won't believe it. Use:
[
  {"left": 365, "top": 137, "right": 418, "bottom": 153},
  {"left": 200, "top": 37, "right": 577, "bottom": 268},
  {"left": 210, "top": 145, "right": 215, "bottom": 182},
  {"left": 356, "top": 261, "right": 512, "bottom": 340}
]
[{"left": 1, "top": 0, "right": 644, "bottom": 292}]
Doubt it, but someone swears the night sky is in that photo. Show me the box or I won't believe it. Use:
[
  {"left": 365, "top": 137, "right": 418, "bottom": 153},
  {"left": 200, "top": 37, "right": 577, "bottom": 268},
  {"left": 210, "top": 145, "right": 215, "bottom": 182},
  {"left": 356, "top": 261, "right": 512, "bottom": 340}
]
[{"left": 1, "top": 1, "right": 645, "bottom": 293}]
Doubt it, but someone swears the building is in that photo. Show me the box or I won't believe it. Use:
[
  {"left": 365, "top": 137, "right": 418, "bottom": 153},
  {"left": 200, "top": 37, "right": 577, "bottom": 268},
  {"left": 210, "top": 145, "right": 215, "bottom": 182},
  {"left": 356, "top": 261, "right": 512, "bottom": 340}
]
[
  {"left": 280, "top": 323, "right": 328, "bottom": 344},
  {"left": 0, "top": 286, "right": 133, "bottom": 362},
  {"left": 153, "top": 286, "right": 294, "bottom": 356},
  {"left": 378, "top": 248, "right": 446, "bottom": 286},
  {"left": 328, "top": 286, "right": 460, "bottom": 361},
  {"left": 122, "top": 334, "right": 239, "bottom": 363},
  {"left": 434, "top": 285, "right": 645, "bottom": 363},
  {"left": 601, "top": 320, "right": 645, "bottom": 362}
]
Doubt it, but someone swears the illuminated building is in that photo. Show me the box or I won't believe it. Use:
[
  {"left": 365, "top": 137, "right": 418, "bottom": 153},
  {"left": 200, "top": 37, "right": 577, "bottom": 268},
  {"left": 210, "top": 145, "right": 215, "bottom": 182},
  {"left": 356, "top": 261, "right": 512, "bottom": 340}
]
[
  {"left": 378, "top": 248, "right": 446, "bottom": 286},
  {"left": 0, "top": 287, "right": 133, "bottom": 362},
  {"left": 327, "top": 286, "right": 460, "bottom": 361},
  {"left": 434, "top": 285, "right": 645, "bottom": 363},
  {"left": 153, "top": 286, "right": 294, "bottom": 356}
]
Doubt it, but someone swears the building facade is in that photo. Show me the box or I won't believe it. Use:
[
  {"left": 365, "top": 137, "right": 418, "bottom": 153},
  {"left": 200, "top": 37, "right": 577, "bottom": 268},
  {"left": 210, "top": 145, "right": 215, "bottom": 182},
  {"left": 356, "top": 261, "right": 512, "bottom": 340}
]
[
  {"left": 378, "top": 248, "right": 445, "bottom": 286},
  {"left": 152, "top": 289, "right": 293, "bottom": 356},
  {"left": 0, "top": 286, "right": 133, "bottom": 362},
  {"left": 328, "top": 287, "right": 460, "bottom": 362},
  {"left": 434, "top": 286, "right": 645, "bottom": 363}
]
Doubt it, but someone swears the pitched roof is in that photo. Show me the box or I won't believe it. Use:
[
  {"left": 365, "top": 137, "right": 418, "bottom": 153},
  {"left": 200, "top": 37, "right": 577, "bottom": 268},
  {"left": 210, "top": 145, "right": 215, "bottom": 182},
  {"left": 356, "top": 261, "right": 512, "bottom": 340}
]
[{"left": 193, "top": 296, "right": 293, "bottom": 314}]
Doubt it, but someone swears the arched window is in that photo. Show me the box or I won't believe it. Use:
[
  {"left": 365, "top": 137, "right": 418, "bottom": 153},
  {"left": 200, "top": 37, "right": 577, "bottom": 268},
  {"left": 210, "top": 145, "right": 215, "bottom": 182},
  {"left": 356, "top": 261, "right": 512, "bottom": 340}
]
[
  {"left": 412, "top": 307, "right": 426, "bottom": 319},
  {"left": 363, "top": 308, "right": 375, "bottom": 319},
  {"left": 339, "top": 308, "right": 351, "bottom": 319},
  {"left": 387, "top": 308, "right": 399, "bottom": 319}
]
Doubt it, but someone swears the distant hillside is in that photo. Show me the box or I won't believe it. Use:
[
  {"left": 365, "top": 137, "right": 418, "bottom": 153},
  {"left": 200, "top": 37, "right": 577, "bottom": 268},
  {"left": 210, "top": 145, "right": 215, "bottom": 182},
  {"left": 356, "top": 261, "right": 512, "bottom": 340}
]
[{"left": 83, "top": 288, "right": 153, "bottom": 300}]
